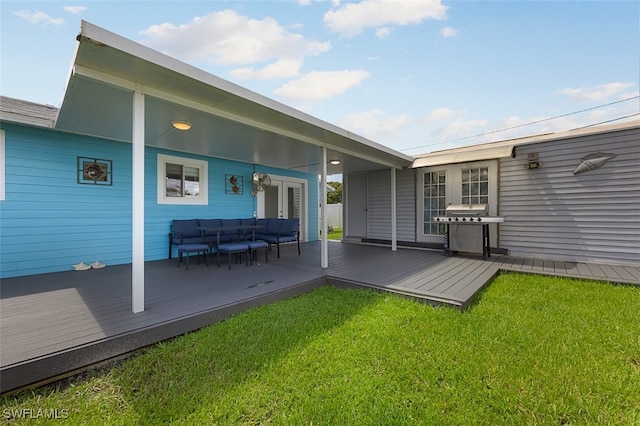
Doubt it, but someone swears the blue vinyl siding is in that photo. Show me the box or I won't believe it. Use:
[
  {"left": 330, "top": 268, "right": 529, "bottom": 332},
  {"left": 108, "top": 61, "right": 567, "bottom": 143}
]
[{"left": 0, "top": 123, "right": 318, "bottom": 278}]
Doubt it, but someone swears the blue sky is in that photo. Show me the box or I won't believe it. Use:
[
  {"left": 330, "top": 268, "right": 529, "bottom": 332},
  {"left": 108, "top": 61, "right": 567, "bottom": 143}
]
[{"left": 1, "top": 0, "right": 638, "bottom": 153}]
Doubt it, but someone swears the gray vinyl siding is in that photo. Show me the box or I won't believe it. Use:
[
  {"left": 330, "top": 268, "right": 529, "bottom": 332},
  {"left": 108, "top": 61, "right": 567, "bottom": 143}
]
[
  {"left": 396, "top": 168, "right": 416, "bottom": 241},
  {"left": 365, "top": 168, "right": 416, "bottom": 242},
  {"left": 367, "top": 169, "right": 392, "bottom": 239},
  {"left": 498, "top": 126, "right": 640, "bottom": 266}
]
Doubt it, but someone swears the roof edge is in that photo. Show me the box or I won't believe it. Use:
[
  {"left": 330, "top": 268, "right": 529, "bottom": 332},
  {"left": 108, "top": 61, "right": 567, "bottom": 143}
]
[{"left": 412, "top": 119, "right": 640, "bottom": 167}]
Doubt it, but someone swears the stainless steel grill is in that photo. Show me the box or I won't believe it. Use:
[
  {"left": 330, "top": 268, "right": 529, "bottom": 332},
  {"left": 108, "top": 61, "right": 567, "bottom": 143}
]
[{"left": 433, "top": 204, "right": 504, "bottom": 257}]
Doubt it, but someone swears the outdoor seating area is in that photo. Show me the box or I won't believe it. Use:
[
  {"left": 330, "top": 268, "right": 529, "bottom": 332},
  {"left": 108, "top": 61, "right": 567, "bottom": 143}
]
[{"left": 169, "top": 218, "right": 300, "bottom": 268}]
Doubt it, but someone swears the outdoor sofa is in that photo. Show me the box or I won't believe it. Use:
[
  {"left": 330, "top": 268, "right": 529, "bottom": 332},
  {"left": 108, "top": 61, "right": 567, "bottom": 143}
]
[{"left": 169, "top": 217, "right": 300, "bottom": 259}]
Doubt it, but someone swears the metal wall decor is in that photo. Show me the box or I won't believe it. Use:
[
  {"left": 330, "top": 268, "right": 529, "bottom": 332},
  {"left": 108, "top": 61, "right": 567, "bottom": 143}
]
[
  {"left": 573, "top": 152, "right": 617, "bottom": 175},
  {"left": 225, "top": 174, "right": 243, "bottom": 194},
  {"left": 78, "top": 157, "right": 112, "bottom": 185}
]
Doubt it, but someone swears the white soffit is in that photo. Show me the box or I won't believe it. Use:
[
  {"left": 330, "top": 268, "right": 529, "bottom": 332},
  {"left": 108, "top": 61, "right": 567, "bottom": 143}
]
[
  {"left": 412, "top": 145, "right": 515, "bottom": 168},
  {"left": 54, "top": 21, "right": 413, "bottom": 175}
]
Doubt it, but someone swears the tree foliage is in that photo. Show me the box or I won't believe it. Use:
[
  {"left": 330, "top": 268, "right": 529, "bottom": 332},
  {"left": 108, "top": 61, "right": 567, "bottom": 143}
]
[{"left": 327, "top": 181, "right": 342, "bottom": 204}]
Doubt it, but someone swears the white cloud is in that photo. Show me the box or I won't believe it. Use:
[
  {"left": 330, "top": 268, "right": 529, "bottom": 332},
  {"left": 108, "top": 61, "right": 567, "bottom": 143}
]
[
  {"left": 13, "top": 10, "right": 64, "bottom": 26},
  {"left": 63, "top": 6, "right": 86, "bottom": 15},
  {"left": 440, "top": 26, "right": 457, "bottom": 38},
  {"left": 376, "top": 27, "right": 391, "bottom": 39},
  {"left": 230, "top": 59, "right": 303, "bottom": 80},
  {"left": 338, "top": 109, "right": 413, "bottom": 140},
  {"left": 275, "top": 70, "right": 370, "bottom": 101},
  {"left": 424, "top": 107, "right": 458, "bottom": 122},
  {"left": 139, "top": 10, "right": 330, "bottom": 79},
  {"left": 559, "top": 82, "right": 636, "bottom": 102},
  {"left": 324, "top": 0, "right": 447, "bottom": 37}
]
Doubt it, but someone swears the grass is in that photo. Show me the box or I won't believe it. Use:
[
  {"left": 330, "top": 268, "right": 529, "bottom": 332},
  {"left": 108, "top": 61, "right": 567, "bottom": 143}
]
[
  {"left": 2, "top": 273, "right": 639, "bottom": 425},
  {"left": 327, "top": 227, "right": 342, "bottom": 240}
]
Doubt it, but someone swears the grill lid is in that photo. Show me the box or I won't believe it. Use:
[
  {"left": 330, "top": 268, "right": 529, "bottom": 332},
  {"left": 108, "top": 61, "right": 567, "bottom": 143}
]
[{"left": 445, "top": 204, "right": 489, "bottom": 217}]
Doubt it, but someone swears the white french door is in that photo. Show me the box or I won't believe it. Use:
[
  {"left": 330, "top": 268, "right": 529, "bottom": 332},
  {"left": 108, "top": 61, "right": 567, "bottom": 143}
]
[
  {"left": 416, "top": 160, "right": 498, "bottom": 244},
  {"left": 257, "top": 174, "right": 307, "bottom": 241}
]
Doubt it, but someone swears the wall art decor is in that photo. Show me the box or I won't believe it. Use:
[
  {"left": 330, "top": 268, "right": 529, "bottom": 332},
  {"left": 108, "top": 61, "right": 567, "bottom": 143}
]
[
  {"left": 78, "top": 157, "right": 112, "bottom": 185},
  {"left": 225, "top": 174, "right": 243, "bottom": 194}
]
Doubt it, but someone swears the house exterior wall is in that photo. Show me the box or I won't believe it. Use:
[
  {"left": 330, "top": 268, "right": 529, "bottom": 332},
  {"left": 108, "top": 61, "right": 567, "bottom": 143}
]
[
  {"left": 498, "top": 126, "right": 640, "bottom": 266},
  {"left": 344, "top": 125, "right": 638, "bottom": 266},
  {"left": 0, "top": 123, "right": 318, "bottom": 278},
  {"left": 346, "top": 168, "right": 415, "bottom": 242}
]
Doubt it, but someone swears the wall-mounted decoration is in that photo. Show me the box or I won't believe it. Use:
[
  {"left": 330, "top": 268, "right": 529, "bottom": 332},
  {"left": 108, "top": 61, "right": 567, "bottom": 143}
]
[
  {"left": 225, "top": 174, "right": 243, "bottom": 194},
  {"left": 78, "top": 157, "right": 112, "bottom": 185},
  {"left": 573, "top": 152, "right": 616, "bottom": 175}
]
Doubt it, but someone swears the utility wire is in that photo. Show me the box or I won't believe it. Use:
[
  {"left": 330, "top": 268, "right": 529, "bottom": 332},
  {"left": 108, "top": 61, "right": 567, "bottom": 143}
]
[
  {"left": 401, "top": 95, "right": 639, "bottom": 152},
  {"left": 569, "top": 112, "right": 640, "bottom": 130}
]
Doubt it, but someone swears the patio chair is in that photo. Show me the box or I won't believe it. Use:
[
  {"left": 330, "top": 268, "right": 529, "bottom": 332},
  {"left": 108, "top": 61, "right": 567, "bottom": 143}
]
[
  {"left": 169, "top": 219, "right": 203, "bottom": 259},
  {"left": 177, "top": 243, "right": 209, "bottom": 270},
  {"left": 247, "top": 240, "right": 269, "bottom": 265},
  {"left": 217, "top": 242, "right": 250, "bottom": 269}
]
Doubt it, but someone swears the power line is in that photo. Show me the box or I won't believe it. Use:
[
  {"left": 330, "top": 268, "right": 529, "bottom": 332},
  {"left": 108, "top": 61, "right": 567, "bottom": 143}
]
[
  {"left": 569, "top": 113, "right": 640, "bottom": 130},
  {"left": 401, "top": 95, "right": 639, "bottom": 152}
]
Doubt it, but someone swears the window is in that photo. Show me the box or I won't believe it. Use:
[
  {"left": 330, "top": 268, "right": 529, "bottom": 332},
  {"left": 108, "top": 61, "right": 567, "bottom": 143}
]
[
  {"left": 422, "top": 171, "right": 446, "bottom": 235},
  {"left": 461, "top": 167, "right": 489, "bottom": 205},
  {"left": 157, "top": 154, "right": 208, "bottom": 205}
]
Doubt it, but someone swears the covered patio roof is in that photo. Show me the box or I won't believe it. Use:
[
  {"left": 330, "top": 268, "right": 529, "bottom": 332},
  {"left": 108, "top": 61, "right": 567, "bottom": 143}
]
[{"left": 55, "top": 21, "right": 413, "bottom": 175}]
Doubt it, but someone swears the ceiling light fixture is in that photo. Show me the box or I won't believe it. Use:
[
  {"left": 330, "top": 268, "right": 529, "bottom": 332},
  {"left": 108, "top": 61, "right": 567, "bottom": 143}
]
[
  {"left": 172, "top": 121, "right": 192, "bottom": 131},
  {"left": 330, "top": 159, "right": 341, "bottom": 165}
]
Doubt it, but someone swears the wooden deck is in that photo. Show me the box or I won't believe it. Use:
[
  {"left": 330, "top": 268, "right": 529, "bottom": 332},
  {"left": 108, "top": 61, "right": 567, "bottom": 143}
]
[{"left": 1, "top": 241, "right": 638, "bottom": 394}]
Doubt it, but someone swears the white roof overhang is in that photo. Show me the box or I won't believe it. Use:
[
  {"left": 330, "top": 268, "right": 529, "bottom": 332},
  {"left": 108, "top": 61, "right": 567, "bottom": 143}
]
[
  {"left": 411, "top": 120, "right": 640, "bottom": 168},
  {"left": 412, "top": 144, "right": 516, "bottom": 168},
  {"left": 55, "top": 21, "right": 413, "bottom": 175}
]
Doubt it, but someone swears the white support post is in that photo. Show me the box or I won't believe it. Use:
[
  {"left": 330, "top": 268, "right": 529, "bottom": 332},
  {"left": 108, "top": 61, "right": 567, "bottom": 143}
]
[
  {"left": 391, "top": 167, "right": 397, "bottom": 251},
  {"left": 321, "top": 146, "right": 328, "bottom": 268},
  {"left": 132, "top": 90, "right": 145, "bottom": 313}
]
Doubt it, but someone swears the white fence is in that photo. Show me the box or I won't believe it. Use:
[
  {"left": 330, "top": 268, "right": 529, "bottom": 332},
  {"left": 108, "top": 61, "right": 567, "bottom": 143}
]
[{"left": 319, "top": 203, "right": 343, "bottom": 232}]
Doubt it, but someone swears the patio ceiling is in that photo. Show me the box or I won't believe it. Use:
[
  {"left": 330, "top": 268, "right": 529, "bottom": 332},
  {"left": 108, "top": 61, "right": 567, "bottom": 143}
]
[{"left": 55, "top": 21, "right": 413, "bottom": 175}]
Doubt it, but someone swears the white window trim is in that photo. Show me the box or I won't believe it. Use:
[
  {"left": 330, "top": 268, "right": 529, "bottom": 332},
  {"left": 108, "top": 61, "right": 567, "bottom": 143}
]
[
  {"left": 0, "top": 130, "right": 5, "bottom": 201},
  {"left": 157, "top": 153, "right": 208, "bottom": 205}
]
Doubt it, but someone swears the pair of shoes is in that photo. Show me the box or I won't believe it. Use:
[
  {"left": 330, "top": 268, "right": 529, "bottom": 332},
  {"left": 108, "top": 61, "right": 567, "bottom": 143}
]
[
  {"left": 73, "top": 262, "right": 91, "bottom": 271},
  {"left": 73, "top": 262, "right": 106, "bottom": 271}
]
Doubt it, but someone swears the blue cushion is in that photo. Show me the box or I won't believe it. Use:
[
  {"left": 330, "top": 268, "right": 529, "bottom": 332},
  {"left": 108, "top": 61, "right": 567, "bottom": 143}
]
[
  {"left": 172, "top": 219, "right": 200, "bottom": 238},
  {"left": 173, "top": 236, "right": 204, "bottom": 245},
  {"left": 221, "top": 219, "right": 240, "bottom": 236},
  {"left": 256, "top": 235, "right": 278, "bottom": 243},
  {"left": 256, "top": 218, "right": 269, "bottom": 234},
  {"left": 247, "top": 240, "right": 268, "bottom": 249},
  {"left": 217, "top": 242, "right": 249, "bottom": 252},
  {"left": 199, "top": 218, "right": 222, "bottom": 236},
  {"left": 266, "top": 219, "right": 281, "bottom": 235},
  {"left": 279, "top": 218, "right": 299, "bottom": 236},
  {"left": 240, "top": 218, "right": 256, "bottom": 235},
  {"left": 277, "top": 235, "right": 297, "bottom": 243},
  {"left": 178, "top": 243, "right": 209, "bottom": 251}
]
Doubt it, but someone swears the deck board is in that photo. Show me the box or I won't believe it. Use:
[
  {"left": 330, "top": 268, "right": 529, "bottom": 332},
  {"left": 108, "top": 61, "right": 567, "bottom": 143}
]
[{"left": 1, "top": 241, "right": 638, "bottom": 394}]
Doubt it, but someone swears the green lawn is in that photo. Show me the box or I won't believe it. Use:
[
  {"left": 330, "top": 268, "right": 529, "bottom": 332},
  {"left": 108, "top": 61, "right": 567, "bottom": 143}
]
[
  {"left": 327, "top": 227, "right": 342, "bottom": 240},
  {"left": 2, "top": 273, "right": 639, "bottom": 425}
]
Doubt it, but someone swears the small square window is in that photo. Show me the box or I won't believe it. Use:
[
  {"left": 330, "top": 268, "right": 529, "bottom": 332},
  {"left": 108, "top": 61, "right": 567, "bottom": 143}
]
[{"left": 157, "top": 154, "right": 208, "bottom": 205}]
